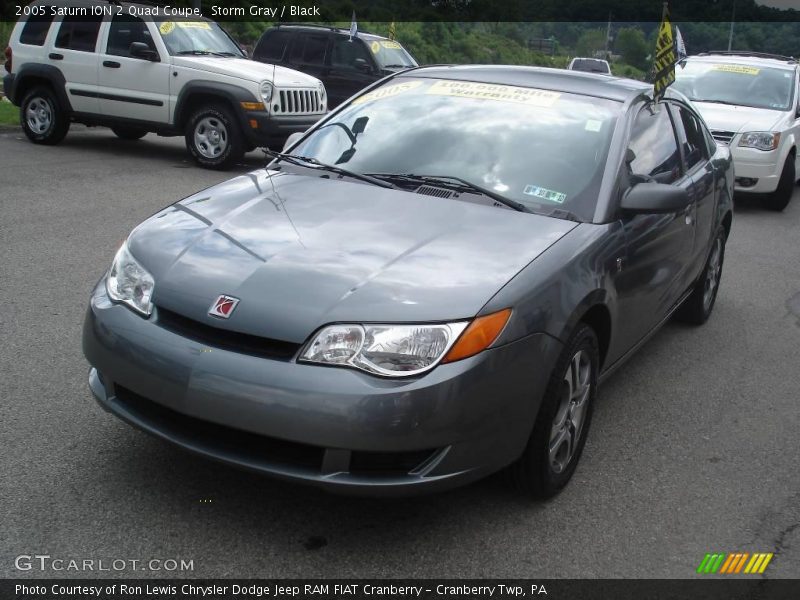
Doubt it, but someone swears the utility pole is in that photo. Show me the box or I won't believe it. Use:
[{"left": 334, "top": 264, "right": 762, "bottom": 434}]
[
  {"left": 727, "top": 0, "right": 736, "bottom": 51},
  {"left": 604, "top": 12, "right": 612, "bottom": 56}
]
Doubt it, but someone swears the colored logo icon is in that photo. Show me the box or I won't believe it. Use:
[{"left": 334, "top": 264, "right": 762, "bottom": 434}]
[{"left": 697, "top": 552, "right": 774, "bottom": 574}]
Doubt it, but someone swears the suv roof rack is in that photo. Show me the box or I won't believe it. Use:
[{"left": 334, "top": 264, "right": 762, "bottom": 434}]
[
  {"left": 274, "top": 23, "right": 377, "bottom": 36},
  {"left": 697, "top": 51, "right": 796, "bottom": 63}
]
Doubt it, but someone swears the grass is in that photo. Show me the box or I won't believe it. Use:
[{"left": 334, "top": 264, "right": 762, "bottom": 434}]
[{"left": 0, "top": 99, "right": 19, "bottom": 126}]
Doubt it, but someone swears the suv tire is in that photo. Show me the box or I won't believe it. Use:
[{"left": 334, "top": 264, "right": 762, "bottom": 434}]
[
  {"left": 185, "top": 104, "right": 244, "bottom": 170},
  {"left": 111, "top": 126, "right": 148, "bottom": 141},
  {"left": 509, "top": 323, "right": 598, "bottom": 499},
  {"left": 765, "top": 153, "right": 794, "bottom": 211},
  {"left": 21, "top": 86, "right": 70, "bottom": 145}
]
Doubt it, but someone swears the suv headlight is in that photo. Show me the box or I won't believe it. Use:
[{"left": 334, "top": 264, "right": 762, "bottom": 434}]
[
  {"left": 299, "top": 309, "right": 512, "bottom": 377},
  {"left": 260, "top": 81, "right": 274, "bottom": 103},
  {"left": 106, "top": 242, "right": 154, "bottom": 317},
  {"left": 738, "top": 131, "right": 780, "bottom": 151},
  {"left": 318, "top": 82, "right": 326, "bottom": 102}
]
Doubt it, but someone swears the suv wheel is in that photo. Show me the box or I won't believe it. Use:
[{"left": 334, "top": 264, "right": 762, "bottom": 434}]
[
  {"left": 509, "top": 323, "right": 598, "bottom": 499},
  {"left": 765, "top": 153, "right": 794, "bottom": 211},
  {"left": 185, "top": 105, "right": 244, "bottom": 170},
  {"left": 21, "top": 86, "right": 70, "bottom": 145},
  {"left": 111, "top": 126, "right": 148, "bottom": 141}
]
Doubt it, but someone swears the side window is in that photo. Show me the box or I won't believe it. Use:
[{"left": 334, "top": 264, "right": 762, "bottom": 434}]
[
  {"left": 19, "top": 14, "right": 54, "bottom": 46},
  {"left": 254, "top": 30, "right": 291, "bottom": 62},
  {"left": 675, "top": 105, "right": 709, "bottom": 171},
  {"left": 289, "top": 33, "right": 328, "bottom": 66},
  {"left": 106, "top": 15, "right": 156, "bottom": 57},
  {"left": 628, "top": 104, "right": 682, "bottom": 185},
  {"left": 331, "top": 36, "right": 372, "bottom": 70},
  {"left": 55, "top": 16, "right": 102, "bottom": 52}
]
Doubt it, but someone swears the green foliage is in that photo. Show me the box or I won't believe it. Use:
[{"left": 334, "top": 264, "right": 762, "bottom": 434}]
[
  {"left": 615, "top": 27, "right": 649, "bottom": 71},
  {"left": 575, "top": 28, "right": 608, "bottom": 58},
  {"left": 0, "top": 99, "right": 18, "bottom": 125}
]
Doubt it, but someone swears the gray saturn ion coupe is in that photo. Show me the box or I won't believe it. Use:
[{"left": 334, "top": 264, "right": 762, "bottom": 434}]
[{"left": 84, "top": 66, "right": 734, "bottom": 498}]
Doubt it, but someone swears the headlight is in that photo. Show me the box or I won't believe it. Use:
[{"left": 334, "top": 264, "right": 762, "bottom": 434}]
[
  {"left": 299, "top": 309, "right": 512, "bottom": 377},
  {"left": 318, "top": 82, "right": 326, "bottom": 101},
  {"left": 106, "top": 242, "right": 154, "bottom": 317},
  {"left": 259, "top": 81, "right": 273, "bottom": 103},
  {"left": 738, "top": 131, "right": 780, "bottom": 151}
]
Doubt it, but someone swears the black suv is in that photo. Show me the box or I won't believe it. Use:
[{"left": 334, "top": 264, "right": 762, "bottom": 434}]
[{"left": 253, "top": 25, "right": 418, "bottom": 108}]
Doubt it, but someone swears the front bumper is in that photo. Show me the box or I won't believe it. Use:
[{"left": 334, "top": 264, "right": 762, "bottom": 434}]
[
  {"left": 83, "top": 281, "right": 560, "bottom": 496},
  {"left": 730, "top": 145, "right": 784, "bottom": 193},
  {"left": 240, "top": 111, "right": 324, "bottom": 149}
]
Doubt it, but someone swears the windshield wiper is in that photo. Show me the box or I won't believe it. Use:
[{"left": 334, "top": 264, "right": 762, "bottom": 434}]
[
  {"left": 382, "top": 64, "right": 413, "bottom": 68},
  {"left": 264, "top": 150, "right": 396, "bottom": 189},
  {"left": 176, "top": 50, "right": 212, "bottom": 55},
  {"left": 695, "top": 98, "right": 740, "bottom": 106},
  {"left": 367, "top": 173, "right": 529, "bottom": 212}
]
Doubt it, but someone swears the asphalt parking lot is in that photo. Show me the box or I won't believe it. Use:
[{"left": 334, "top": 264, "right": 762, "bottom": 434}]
[{"left": 1, "top": 125, "right": 799, "bottom": 579}]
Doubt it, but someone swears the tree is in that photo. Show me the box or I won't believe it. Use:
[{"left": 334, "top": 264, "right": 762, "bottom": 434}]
[
  {"left": 615, "top": 27, "right": 649, "bottom": 71},
  {"left": 575, "top": 28, "right": 607, "bottom": 57}
]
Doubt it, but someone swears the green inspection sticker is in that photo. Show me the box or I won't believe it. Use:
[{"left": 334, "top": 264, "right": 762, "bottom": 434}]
[{"left": 523, "top": 185, "right": 567, "bottom": 204}]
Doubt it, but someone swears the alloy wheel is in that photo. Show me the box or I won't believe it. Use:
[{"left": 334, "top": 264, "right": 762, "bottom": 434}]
[
  {"left": 703, "top": 237, "right": 722, "bottom": 312},
  {"left": 194, "top": 116, "right": 228, "bottom": 159},
  {"left": 26, "top": 97, "right": 52, "bottom": 134},
  {"left": 549, "top": 349, "right": 592, "bottom": 474}
]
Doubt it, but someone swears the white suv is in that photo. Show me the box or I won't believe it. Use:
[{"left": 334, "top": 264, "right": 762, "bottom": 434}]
[
  {"left": 3, "top": 0, "right": 327, "bottom": 169},
  {"left": 674, "top": 52, "right": 799, "bottom": 211}
]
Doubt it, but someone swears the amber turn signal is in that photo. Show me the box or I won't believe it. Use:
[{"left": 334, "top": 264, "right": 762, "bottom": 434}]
[
  {"left": 442, "top": 308, "right": 512, "bottom": 363},
  {"left": 240, "top": 101, "right": 266, "bottom": 111}
]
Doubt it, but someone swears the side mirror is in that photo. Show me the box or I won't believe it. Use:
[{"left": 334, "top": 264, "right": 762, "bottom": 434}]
[
  {"left": 130, "top": 42, "right": 159, "bottom": 62},
  {"left": 282, "top": 131, "right": 304, "bottom": 152},
  {"left": 353, "top": 58, "right": 371, "bottom": 73},
  {"left": 620, "top": 182, "right": 691, "bottom": 214}
]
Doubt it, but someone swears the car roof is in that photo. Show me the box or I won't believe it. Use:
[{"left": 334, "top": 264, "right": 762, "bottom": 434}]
[
  {"left": 686, "top": 52, "right": 797, "bottom": 70},
  {"left": 402, "top": 64, "right": 651, "bottom": 102}
]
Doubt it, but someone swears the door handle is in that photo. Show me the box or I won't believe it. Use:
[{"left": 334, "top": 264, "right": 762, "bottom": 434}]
[
  {"left": 103, "top": 61, "right": 121, "bottom": 68},
  {"left": 49, "top": 53, "right": 63, "bottom": 60}
]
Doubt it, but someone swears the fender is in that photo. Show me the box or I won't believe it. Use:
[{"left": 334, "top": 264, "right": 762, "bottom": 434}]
[
  {"left": 173, "top": 80, "right": 261, "bottom": 131},
  {"left": 10, "top": 63, "right": 71, "bottom": 110},
  {"left": 556, "top": 290, "right": 610, "bottom": 346}
]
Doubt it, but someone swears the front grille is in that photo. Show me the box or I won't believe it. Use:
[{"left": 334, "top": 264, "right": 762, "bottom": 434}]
[
  {"left": 276, "top": 88, "right": 323, "bottom": 114},
  {"left": 711, "top": 130, "right": 735, "bottom": 145},
  {"left": 113, "top": 385, "right": 442, "bottom": 478},
  {"left": 156, "top": 307, "right": 301, "bottom": 361},
  {"left": 115, "top": 386, "right": 325, "bottom": 469}
]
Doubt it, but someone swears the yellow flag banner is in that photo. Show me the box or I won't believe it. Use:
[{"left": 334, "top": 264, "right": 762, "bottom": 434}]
[{"left": 653, "top": 4, "right": 677, "bottom": 100}]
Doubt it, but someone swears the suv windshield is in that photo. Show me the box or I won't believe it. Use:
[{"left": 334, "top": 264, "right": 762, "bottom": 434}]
[
  {"left": 367, "top": 39, "right": 417, "bottom": 68},
  {"left": 156, "top": 19, "right": 243, "bottom": 57},
  {"left": 674, "top": 60, "right": 796, "bottom": 111},
  {"left": 291, "top": 77, "right": 620, "bottom": 222}
]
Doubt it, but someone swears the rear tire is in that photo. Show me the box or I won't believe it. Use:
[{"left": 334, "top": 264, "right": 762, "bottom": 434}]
[
  {"left": 675, "top": 227, "right": 726, "bottom": 325},
  {"left": 185, "top": 104, "right": 244, "bottom": 170},
  {"left": 20, "top": 86, "right": 69, "bottom": 145},
  {"left": 765, "top": 154, "right": 794, "bottom": 211},
  {"left": 111, "top": 126, "right": 148, "bottom": 141},
  {"left": 509, "top": 324, "right": 598, "bottom": 499}
]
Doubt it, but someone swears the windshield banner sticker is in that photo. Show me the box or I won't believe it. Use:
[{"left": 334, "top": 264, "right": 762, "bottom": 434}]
[
  {"left": 712, "top": 64, "right": 760, "bottom": 75},
  {"left": 426, "top": 80, "right": 561, "bottom": 107},
  {"left": 523, "top": 185, "right": 567, "bottom": 204},
  {"left": 351, "top": 81, "right": 422, "bottom": 105}
]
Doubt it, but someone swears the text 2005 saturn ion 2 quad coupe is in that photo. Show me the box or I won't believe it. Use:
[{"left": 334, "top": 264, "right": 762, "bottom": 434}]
[{"left": 84, "top": 66, "right": 733, "bottom": 498}]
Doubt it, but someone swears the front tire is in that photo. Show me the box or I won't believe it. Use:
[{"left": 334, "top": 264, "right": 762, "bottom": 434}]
[
  {"left": 675, "top": 227, "right": 726, "bottom": 325},
  {"left": 111, "top": 126, "right": 148, "bottom": 141},
  {"left": 185, "top": 104, "right": 244, "bottom": 170},
  {"left": 765, "top": 154, "right": 794, "bottom": 211},
  {"left": 20, "top": 86, "right": 70, "bottom": 145},
  {"left": 510, "top": 324, "right": 599, "bottom": 499}
]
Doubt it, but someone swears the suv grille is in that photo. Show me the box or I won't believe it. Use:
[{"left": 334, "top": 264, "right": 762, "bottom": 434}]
[
  {"left": 156, "top": 307, "right": 301, "bottom": 361},
  {"left": 275, "top": 88, "right": 324, "bottom": 114},
  {"left": 711, "top": 130, "right": 736, "bottom": 145}
]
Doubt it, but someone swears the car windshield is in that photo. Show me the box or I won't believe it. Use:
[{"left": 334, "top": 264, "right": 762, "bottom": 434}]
[
  {"left": 290, "top": 77, "right": 620, "bottom": 222},
  {"left": 155, "top": 19, "right": 243, "bottom": 57},
  {"left": 367, "top": 39, "right": 417, "bottom": 68},
  {"left": 674, "top": 61, "right": 795, "bottom": 111}
]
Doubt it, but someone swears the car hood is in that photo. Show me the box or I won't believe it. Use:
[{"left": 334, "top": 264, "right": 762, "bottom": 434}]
[
  {"left": 692, "top": 101, "right": 785, "bottom": 134},
  {"left": 171, "top": 56, "right": 321, "bottom": 88},
  {"left": 128, "top": 171, "right": 577, "bottom": 343}
]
